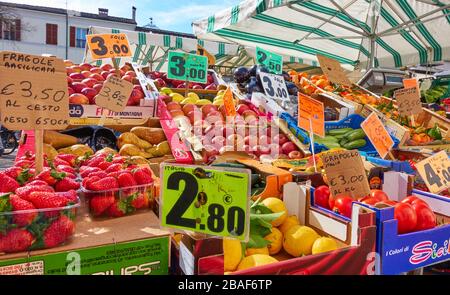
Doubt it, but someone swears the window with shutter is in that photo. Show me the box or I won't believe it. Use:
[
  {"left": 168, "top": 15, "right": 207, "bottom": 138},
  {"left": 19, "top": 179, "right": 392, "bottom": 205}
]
[
  {"left": 70, "top": 26, "right": 75, "bottom": 47},
  {"left": 0, "top": 21, "right": 2, "bottom": 39},
  {"left": 46, "top": 23, "right": 57, "bottom": 45},
  {"left": 15, "top": 19, "right": 21, "bottom": 41}
]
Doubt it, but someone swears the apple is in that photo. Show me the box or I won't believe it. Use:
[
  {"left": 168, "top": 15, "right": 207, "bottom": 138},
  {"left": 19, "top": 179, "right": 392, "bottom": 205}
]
[
  {"left": 81, "top": 78, "right": 97, "bottom": 88},
  {"left": 89, "top": 66, "right": 101, "bottom": 74},
  {"left": 128, "top": 89, "right": 144, "bottom": 106},
  {"left": 68, "top": 87, "right": 74, "bottom": 96},
  {"left": 205, "top": 84, "right": 217, "bottom": 91},
  {"left": 252, "top": 145, "right": 270, "bottom": 157},
  {"left": 281, "top": 142, "right": 297, "bottom": 154},
  {"left": 106, "top": 73, "right": 117, "bottom": 80},
  {"left": 268, "top": 143, "right": 281, "bottom": 156},
  {"left": 71, "top": 82, "right": 88, "bottom": 93},
  {"left": 69, "top": 73, "right": 85, "bottom": 80},
  {"left": 120, "top": 64, "right": 132, "bottom": 72},
  {"left": 79, "top": 63, "right": 93, "bottom": 71},
  {"left": 166, "top": 101, "right": 182, "bottom": 111},
  {"left": 288, "top": 151, "right": 302, "bottom": 159},
  {"left": 125, "top": 71, "right": 136, "bottom": 77},
  {"left": 273, "top": 133, "right": 288, "bottom": 146},
  {"left": 69, "top": 93, "right": 89, "bottom": 104},
  {"left": 244, "top": 135, "right": 258, "bottom": 146},
  {"left": 122, "top": 74, "right": 134, "bottom": 83},
  {"left": 242, "top": 110, "right": 257, "bottom": 118},
  {"left": 261, "top": 126, "right": 272, "bottom": 137},
  {"left": 169, "top": 109, "right": 184, "bottom": 118},
  {"left": 101, "top": 71, "right": 110, "bottom": 80},
  {"left": 93, "top": 83, "right": 103, "bottom": 93},
  {"left": 236, "top": 104, "right": 250, "bottom": 115},
  {"left": 70, "top": 65, "right": 81, "bottom": 73},
  {"left": 219, "top": 145, "right": 235, "bottom": 154},
  {"left": 132, "top": 77, "right": 140, "bottom": 85},
  {"left": 159, "top": 94, "right": 172, "bottom": 104},
  {"left": 182, "top": 103, "right": 198, "bottom": 115},
  {"left": 67, "top": 76, "right": 73, "bottom": 86},
  {"left": 201, "top": 105, "right": 218, "bottom": 116},
  {"left": 154, "top": 78, "right": 166, "bottom": 88},
  {"left": 221, "top": 126, "right": 235, "bottom": 138},
  {"left": 227, "top": 134, "right": 244, "bottom": 147},
  {"left": 81, "top": 87, "right": 98, "bottom": 104},
  {"left": 242, "top": 145, "right": 252, "bottom": 154},
  {"left": 211, "top": 135, "right": 226, "bottom": 149},
  {"left": 66, "top": 67, "right": 74, "bottom": 75},
  {"left": 89, "top": 73, "right": 105, "bottom": 81},
  {"left": 205, "top": 111, "right": 223, "bottom": 124},
  {"left": 259, "top": 135, "right": 271, "bottom": 145},
  {"left": 81, "top": 70, "right": 91, "bottom": 78},
  {"left": 193, "top": 85, "right": 203, "bottom": 90},
  {"left": 186, "top": 110, "right": 202, "bottom": 124},
  {"left": 64, "top": 59, "right": 74, "bottom": 67},
  {"left": 100, "top": 64, "right": 113, "bottom": 71}
]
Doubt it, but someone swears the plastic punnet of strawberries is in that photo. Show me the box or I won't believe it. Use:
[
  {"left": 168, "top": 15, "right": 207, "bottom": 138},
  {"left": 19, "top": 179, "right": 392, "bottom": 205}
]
[
  {"left": 0, "top": 153, "right": 81, "bottom": 253},
  {"left": 79, "top": 151, "right": 154, "bottom": 218}
]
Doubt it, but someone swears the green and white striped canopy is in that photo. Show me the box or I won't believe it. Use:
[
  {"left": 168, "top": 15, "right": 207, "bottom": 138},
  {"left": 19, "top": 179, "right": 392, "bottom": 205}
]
[
  {"left": 83, "top": 26, "right": 239, "bottom": 71},
  {"left": 193, "top": 0, "right": 450, "bottom": 69}
]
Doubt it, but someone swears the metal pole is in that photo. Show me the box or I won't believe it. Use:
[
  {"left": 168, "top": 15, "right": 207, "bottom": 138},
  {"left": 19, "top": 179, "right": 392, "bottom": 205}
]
[
  {"left": 369, "top": 37, "right": 376, "bottom": 70},
  {"left": 65, "top": 1, "right": 68, "bottom": 59}
]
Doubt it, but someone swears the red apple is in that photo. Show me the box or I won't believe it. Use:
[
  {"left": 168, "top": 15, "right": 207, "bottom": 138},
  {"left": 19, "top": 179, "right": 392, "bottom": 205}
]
[
  {"left": 159, "top": 94, "right": 172, "bottom": 104},
  {"left": 67, "top": 76, "right": 73, "bottom": 86},
  {"left": 66, "top": 67, "right": 74, "bottom": 75},
  {"left": 211, "top": 135, "right": 226, "bottom": 149},
  {"left": 288, "top": 151, "right": 302, "bottom": 159},
  {"left": 281, "top": 142, "right": 297, "bottom": 154},
  {"left": 100, "top": 64, "right": 113, "bottom": 71},
  {"left": 128, "top": 89, "right": 144, "bottom": 106},
  {"left": 106, "top": 73, "right": 117, "bottom": 80},
  {"left": 79, "top": 63, "right": 93, "bottom": 71},
  {"left": 227, "top": 134, "right": 244, "bottom": 147},
  {"left": 207, "top": 73, "right": 214, "bottom": 84},
  {"left": 71, "top": 82, "right": 88, "bottom": 93},
  {"left": 133, "top": 85, "right": 143, "bottom": 91},
  {"left": 186, "top": 110, "right": 202, "bottom": 124},
  {"left": 169, "top": 110, "right": 184, "bottom": 118},
  {"left": 205, "top": 111, "right": 223, "bottom": 124},
  {"left": 81, "top": 70, "right": 91, "bottom": 78},
  {"left": 93, "top": 83, "right": 104, "bottom": 93},
  {"left": 69, "top": 73, "right": 85, "bottom": 80},
  {"left": 242, "top": 145, "right": 252, "bottom": 154},
  {"left": 259, "top": 135, "right": 271, "bottom": 145},
  {"left": 192, "top": 85, "right": 203, "bottom": 90},
  {"left": 70, "top": 65, "right": 81, "bottom": 73},
  {"left": 89, "top": 66, "right": 101, "bottom": 74},
  {"left": 69, "top": 93, "right": 89, "bottom": 104},
  {"left": 236, "top": 104, "right": 250, "bottom": 115},
  {"left": 273, "top": 133, "right": 288, "bottom": 146},
  {"left": 201, "top": 105, "right": 218, "bottom": 116},
  {"left": 120, "top": 64, "right": 132, "bottom": 72},
  {"left": 166, "top": 101, "right": 182, "bottom": 111},
  {"left": 125, "top": 71, "right": 136, "bottom": 77},
  {"left": 89, "top": 73, "right": 105, "bottom": 81},
  {"left": 81, "top": 87, "right": 98, "bottom": 104},
  {"left": 122, "top": 74, "right": 134, "bottom": 83},
  {"left": 81, "top": 78, "right": 97, "bottom": 88},
  {"left": 101, "top": 71, "right": 110, "bottom": 80},
  {"left": 182, "top": 103, "right": 198, "bottom": 115},
  {"left": 221, "top": 126, "right": 235, "bottom": 138},
  {"left": 205, "top": 84, "right": 217, "bottom": 90},
  {"left": 68, "top": 87, "right": 74, "bottom": 96},
  {"left": 154, "top": 78, "right": 166, "bottom": 88}
]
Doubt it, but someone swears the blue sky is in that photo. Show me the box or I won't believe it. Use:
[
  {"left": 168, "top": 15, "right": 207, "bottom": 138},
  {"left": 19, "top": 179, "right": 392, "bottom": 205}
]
[{"left": 3, "top": 0, "right": 241, "bottom": 33}]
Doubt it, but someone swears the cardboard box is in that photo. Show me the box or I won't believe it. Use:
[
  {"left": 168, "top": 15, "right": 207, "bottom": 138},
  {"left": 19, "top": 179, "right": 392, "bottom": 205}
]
[
  {"left": 179, "top": 232, "right": 222, "bottom": 275},
  {"left": 0, "top": 210, "right": 170, "bottom": 275},
  {"left": 313, "top": 93, "right": 355, "bottom": 121}
]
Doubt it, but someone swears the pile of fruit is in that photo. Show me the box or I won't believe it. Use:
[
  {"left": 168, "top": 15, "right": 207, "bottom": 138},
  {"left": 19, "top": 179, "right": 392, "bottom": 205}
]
[
  {"left": 79, "top": 150, "right": 154, "bottom": 218},
  {"left": 149, "top": 70, "right": 218, "bottom": 90},
  {"left": 160, "top": 89, "right": 225, "bottom": 107},
  {"left": 65, "top": 61, "right": 145, "bottom": 106},
  {"left": 314, "top": 186, "right": 437, "bottom": 234},
  {"left": 0, "top": 153, "right": 80, "bottom": 253},
  {"left": 117, "top": 127, "right": 170, "bottom": 159},
  {"left": 224, "top": 197, "right": 339, "bottom": 273}
]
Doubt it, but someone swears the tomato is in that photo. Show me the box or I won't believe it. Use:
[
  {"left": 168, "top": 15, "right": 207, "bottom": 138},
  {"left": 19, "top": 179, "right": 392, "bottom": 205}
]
[
  {"left": 412, "top": 202, "right": 436, "bottom": 231},
  {"left": 401, "top": 196, "right": 429, "bottom": 207},
  {"left": 394, "top": 203, "right": 417, "bottom": 234},
  {"left": 375, "top": 200, "right": 397, "bottom": 206},
  {"left": 370, "top": 190, "right": 389, "bottom": 201},
  {"left": 332, "top": 195, "right": 353, "bottom": 218},
  {"left": 360, "top": 197, "right": 379, "bottom": 206},
  {"left": 328, "top": 194, "right": 336, "bottom": 210},
  {"left": 314, "top": 186, "right": 330, "bottom": 209}
]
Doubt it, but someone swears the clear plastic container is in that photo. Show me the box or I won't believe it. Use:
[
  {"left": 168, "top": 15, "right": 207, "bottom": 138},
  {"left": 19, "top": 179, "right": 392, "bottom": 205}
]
[
  {"left": 0, "top": 198, "right": 80, "bottom": 253},
  {"left": 81, "top": 184, "right": 154, "bottom": 218}
]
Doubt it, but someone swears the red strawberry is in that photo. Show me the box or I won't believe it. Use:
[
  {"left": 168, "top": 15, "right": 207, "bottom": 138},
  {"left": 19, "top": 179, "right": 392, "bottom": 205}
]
[
  {"left": 43, "top": 215, "right": 75, "bottom": 248},
  {"left": 80, "top": 166, "right": 101, "bottom": 178},
  {"left": 55, "top": 190, "right": 78, "bottom": 203},
  {"left": 130, "top": 192, "right": 147, "bottom": 209},
  {"left": 86, "top": 155, "right": 106, "bottom": 167},
  {"left": 90, "top": 194, "right": 115, "bottom": 216},
  {"left": 56, "top": 154, "right": 77, "bottom": 167},
  {"left": 126, "top": 164, "right": 138, "bottom": 171},
  {"left": 57, "top": 165, "right": 76, "bottom": 175},
  {"left": 15, "top": 185, "right": 54, "bottom": 201},
  {"left": 118, "top": 172, "right": 137, "bottom": 188},
  {"left": 132, "top": 168, "right": 153, "bottom": 185},
  {"left": 0, "top": 173, "right": 20, "bottom": 193},
  {"left": 15, "top": 160, "right": 34, "bottom": 168},
  {"left": 28, "top": 191, "right": 68, "bottom": 209},
  {"left": 36, "top": 168, "right": 66, "bottom": 186},
  {"left": 10, "top": 195, "right": 37, "bottom": 226},
  {"left": 107, "top": 200, "right": 128, "bottom": 217},
  {"left": 26, "top": 180, "right": 49, "bottom": 186},
  {"left": 64, "top": 172, "right": 77, "bottom": 179},
  {"left": 107, "top": 171, "right": 121, "bottom": 179},
  {"left": 0, "top": 229, "right": 34, "bottom": 253},
  {"left": 51, "top": 158, "right": 70, "bottom": 167},
  {"left": 3, "top": 167, "right": 33, "bottom": 185},
  {"left": 112, "top": 156, "right": 125, "bottom": 164},
  {"left": 55, "top": 177, "right": 80, "bottom": 192},
  {"left": 86, "top": 171, "right": 108, "bottom": 179},
  {"left": 98, "top": 161, "right": 112, "bottom": 171},
  {"left": 89, "top": 177, "right": 119, "bottom": 191},
  {"left": 105, "top": 163, "right": 122, "bottom": 173},
  {"left": 83, "top": 176, "right": 101, "bottom": 191}
]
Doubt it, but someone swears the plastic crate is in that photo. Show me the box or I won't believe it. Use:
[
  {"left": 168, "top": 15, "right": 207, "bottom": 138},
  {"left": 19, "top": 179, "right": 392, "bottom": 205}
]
[
  {"left": 362, "top": 155, "right": 415, "bottom": 174},
  {"left": 280, "top": 113, "right": 399, "bottom": 156},
  {"left": 81, "top": 184, "right": 154, "bottom": 218},
  {"left": 426, "top": 76, "right": 450, "bottom": 100},
  {"left": 0, "top": 194, "right": 80, "bottom": 253}
]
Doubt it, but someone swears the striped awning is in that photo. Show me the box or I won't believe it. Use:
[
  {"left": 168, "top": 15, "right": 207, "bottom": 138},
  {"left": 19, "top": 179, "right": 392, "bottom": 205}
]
[
  {"left": 193, "top": 0, "right": 450, "bottom": 69},
  {"left": 83, "top": 26, "right": 239, "bottom": 71}
]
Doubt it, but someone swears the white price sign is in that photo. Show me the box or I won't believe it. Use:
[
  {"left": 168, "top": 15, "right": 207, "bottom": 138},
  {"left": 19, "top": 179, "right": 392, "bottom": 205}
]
[{"left": 259, "top": 72, "right": 290, "bottom": 102}]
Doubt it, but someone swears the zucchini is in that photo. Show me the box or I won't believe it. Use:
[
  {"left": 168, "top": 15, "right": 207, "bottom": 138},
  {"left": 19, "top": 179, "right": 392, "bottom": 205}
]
[
  {"left": 327, "top": 128, "right": 354, "bottom": 136},
  {"left": 344, "top": 129, "right": 366, "bottom": 141},
  {"left": 324, "top": 142, "right": 341, "bottom": 149},
  {"left": 339, "top": 138, "right": 350, "bottom": 146},
  {"left": 343, "top": 139, "right": 367, "bottom": 149}
]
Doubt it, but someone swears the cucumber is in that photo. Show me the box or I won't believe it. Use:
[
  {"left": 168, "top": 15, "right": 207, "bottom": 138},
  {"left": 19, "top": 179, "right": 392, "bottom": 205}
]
[
  {"left": 339, "top": 138, "right": 350, "bottom": 146},
  {"left": 343, "top": 139, "right": 367, "bottom": 149},
  {"left": 324, "top": 142, "right": 341, "bottom": 149},
  {"left": 327, "top": 128, "right": 354, "bottom": 136},
  {"left": 344, "top": 129, "right": 366, "bottom": 141},
  {"left": 333, "top": 134, "right": 347, "bottom": 140}
]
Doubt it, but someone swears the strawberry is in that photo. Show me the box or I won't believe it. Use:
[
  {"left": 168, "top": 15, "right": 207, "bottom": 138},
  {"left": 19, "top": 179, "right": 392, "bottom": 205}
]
[
  {"left": 55, "top": 190, "right": 78, "bottom": 203},
  {"left": 0, "top": 229, "right": 34, "bottom": 253},
  {"left": 0, "top": 173, "right": 20, "bottom": 193},
  {"left": 86, "top": 171, "right": 108, "bottom": 179},
  {"left": 89, "top": 177, "right": 119, "bottom": 191},
  {"left": 107, "top": 171, "right": 121, "bottom": 179},
  {"left": 28, "top": 191, "right": 68, "bottom": 209},
  {"left": 118, "top": 171, "right": 137, "bottom": 188},
  {"left": 83, "top": 176, "right": 101, "bottom": 191},
  {"left": 80, "top": 166, "right": 101, "bottom": 178},
  {"left": 63, "top": 172, "right": 77, "bottom": 179},
  {"left": 56, "top": 165, "right": 76, "bottom": 175},
  {"left": 98, "top": 161, "right": 113, "bottom": 171},
  {"left": 86, "top": 155, "right": 106, "bottom": 167},
  {"left": 36, "top": 168, "right": 66, "bottom": 186},
  {"left": 107, "top": 200, "right": 129, "bottom": 217},
  {"left": 130, "top": 192, "right": 147, "bottom": 209},
  {"left": 10, "top": 195, "right": 37, "bottom": 226},
  {"left": 112, "top": 156, "right": 125, "bottom": 164},
  {"left": 26, "top": 180, "right": 49, "bottom": 186},
  {"left": 15, "top": 159, "right": 34, "bottom": 168},
  {"left": 15, "top": 185, "right": 54, "bottom": 201},
  {"left": 51, "top": 158, "right": 70, "bottom": 167},
  {"left": 42, "top": 215, "right": 74, "bottom": 248},
  {"left": 90, "top": 194, "right": 115, "bottom": 216},
  {"left": 56, "top": 154, "right": 77, "bottom": 167},
  {"left": 132, "top": 168, "right": 153, "bottom": 185},
  {"left": 2, "top": 167, "right": 32, "bottom": 185},
  {"left": 55, "top": 177, "right": 80, "bottom": 192},
  {"left": 126, "top": 164, "right": 138, "bottom": 171},
  {"left": 105, "top": 163, "right": 122, "bottom": 173}
]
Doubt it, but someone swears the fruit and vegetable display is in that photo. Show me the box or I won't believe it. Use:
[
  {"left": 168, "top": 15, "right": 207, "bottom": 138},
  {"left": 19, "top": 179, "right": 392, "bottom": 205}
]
[{"left": 149, "top": 70, "right": 218, "bottom": 91}]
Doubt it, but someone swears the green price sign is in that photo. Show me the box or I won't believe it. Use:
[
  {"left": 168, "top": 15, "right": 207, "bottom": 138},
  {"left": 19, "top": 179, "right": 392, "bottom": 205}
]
[
  {"left": 167, "top": 51, "right": 208, "bottom": 83},
  {"left": 160, "top": 164, "right": 250, "bottom": 241},
  {"left": 256, "top": 46, "right": 283, "bottom": 74}
]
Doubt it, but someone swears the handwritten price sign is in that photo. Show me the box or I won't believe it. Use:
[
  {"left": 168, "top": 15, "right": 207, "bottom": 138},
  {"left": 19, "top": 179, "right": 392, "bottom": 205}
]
[
  {"left": 95, "top": 75, "right": 133, "bottom": 112},
  {"left": 415, "top": 151, "right": 450, "bottom": 194},
  {"left": 0, "top": 52, "right": 69, "bottom": 130},
  {"left": 298, "top": 93, "right": 325, "bottom": 137},
  {"left": 361, "top": 112, "right": 395, "bottom": 159},
  {"left": 394, "top": 87, "right": 422, "bottom": 116}
]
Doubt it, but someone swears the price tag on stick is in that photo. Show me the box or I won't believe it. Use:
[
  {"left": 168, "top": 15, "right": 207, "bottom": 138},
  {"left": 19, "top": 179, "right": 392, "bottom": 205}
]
[
  {"left": 87, "top": 33, "right": 132, "bottom": 59},
  {"left": 259, "top": 72, "right": 290, "bottom": 102},
  {"left": 223, "top": 87, "right": 237, "bottom": 117},
  {"left": 415, "top": 151, "right": 450, "bottom": 194},
  {"left": 394, "top": 87, "right": 422, "bottom": 117},
  {"left": 95, "top": 75, "right": 133, "bottom": 112},
  {"left": 298, "top": 93, "right": 325, "bottom": 137},
  {"left": 360, "top": 112, "right": 395, "bottom": 159},
  {"left": 160, "top": 164, "right": 250, "bottom": 241},
  {"left": 256, "top": 46, "right": 283, "bottom": 74},
  {"left": 316, "top": 54, "right": 352, "bottom": 86},
  {"left": 167, "top": 51, "right": 208, "bottom": 84},
  {"left": 322, "top": 150, "right": 371, "bottom": 199}
]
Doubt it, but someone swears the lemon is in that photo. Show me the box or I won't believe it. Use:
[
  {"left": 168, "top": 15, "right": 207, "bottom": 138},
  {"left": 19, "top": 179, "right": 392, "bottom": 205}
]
[
  {"left": 264, "top": 227, "right": 283, "bottom": 255},
  {"left": 196, "top": 99, "right": 212, "bottom": 105},
  {"left": 223, "top": 238, "right": 243, "bottom": 272},
  {"left": 245, "top": 247, "right": 269, "bottom": 256},
  {"left": 237, "top": 254, "right": 278, "bottom": 271},
  {"left": 279, "top": 215, "right": 300, "bottom": 235},
  {"left": 262, "top": 197, "right": 287, "bottom": 226},
  {"left": 283, "top": 225, "right": 320, "bottom": 257},
  {"left": 180, "top": 97, "right": 197, "bottom": 104},
  {"left": 312, "top": 237, "right": 338, "bottom": 255},
  {"left": 213, "top": 99, "right": 224, "bottom": 106},
  {"left": 169, "top": 93, "right": 184, "bottom": 103},
  {"left": 187, "top": 92, "right": 200, "bottom": 101}
]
